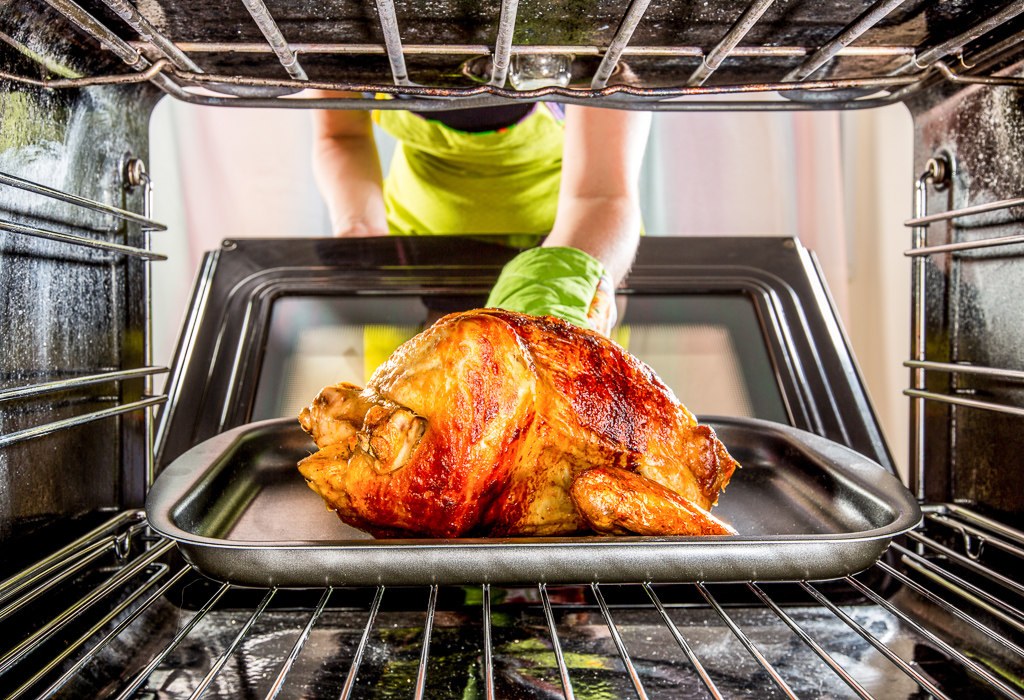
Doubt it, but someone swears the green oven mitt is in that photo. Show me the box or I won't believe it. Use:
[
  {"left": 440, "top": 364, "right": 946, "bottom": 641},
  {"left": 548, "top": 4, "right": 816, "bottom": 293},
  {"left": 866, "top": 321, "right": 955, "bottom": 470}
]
[{"left": 486, "top": 247, "right": 617, "bottom": 335}]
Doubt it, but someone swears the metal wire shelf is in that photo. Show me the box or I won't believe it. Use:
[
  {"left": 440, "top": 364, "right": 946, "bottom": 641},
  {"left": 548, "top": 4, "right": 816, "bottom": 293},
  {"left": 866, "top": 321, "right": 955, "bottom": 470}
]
[
  {"left": 2, "top": 0, "right": 1022, "bottom": 110},
  {"left": 3, "top": 506, "right": 1023, "bottom": 700}
]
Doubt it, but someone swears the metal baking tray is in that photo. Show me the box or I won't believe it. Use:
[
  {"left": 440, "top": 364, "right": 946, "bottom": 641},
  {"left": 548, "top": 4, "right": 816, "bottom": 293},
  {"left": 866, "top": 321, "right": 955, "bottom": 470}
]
[{"left": 146, "top": 416, "right": 921, "bottom": 587}]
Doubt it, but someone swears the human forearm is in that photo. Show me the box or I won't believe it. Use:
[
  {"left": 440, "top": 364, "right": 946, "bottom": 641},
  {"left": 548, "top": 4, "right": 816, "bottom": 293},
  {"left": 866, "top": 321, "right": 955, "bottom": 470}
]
[
  {"left": 312, "top": 133, "right": 388, "bottom": 236},
  {"left": 544, "top": 194, "right": 641, "bottom": 285},
  {"left": 310, "top": 97, "right": 388, "bottom": 237}
]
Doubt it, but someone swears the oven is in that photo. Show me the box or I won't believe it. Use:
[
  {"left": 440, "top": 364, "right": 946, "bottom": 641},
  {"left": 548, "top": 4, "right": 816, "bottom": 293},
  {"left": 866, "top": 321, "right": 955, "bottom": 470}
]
[{"left": 3, "top": 1, "right": 1024, "bottom": 698}]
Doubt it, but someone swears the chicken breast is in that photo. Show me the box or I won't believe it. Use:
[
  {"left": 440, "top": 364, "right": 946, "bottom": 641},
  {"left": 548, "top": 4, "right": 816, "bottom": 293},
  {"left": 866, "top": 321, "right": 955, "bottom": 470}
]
[{"left": 297, "top": 309, "right": 738, "bottom": 538}]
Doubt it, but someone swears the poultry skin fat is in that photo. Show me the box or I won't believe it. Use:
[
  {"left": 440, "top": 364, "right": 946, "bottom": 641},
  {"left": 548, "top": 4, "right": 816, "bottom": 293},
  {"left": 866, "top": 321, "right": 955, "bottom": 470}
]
[{"left": 297, "top": 309, "right": 738, "bottom": 538}]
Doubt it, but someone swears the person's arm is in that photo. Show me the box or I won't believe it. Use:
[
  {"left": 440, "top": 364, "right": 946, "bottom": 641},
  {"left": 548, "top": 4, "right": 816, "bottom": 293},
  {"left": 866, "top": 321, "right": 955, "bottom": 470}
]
[
  {"left": 486, "top": 106, "right": 652, "bottom": 334},
  {"left": 544, "top": 105, "right": 652, "bottom": 285},
  {"left": 310, "top": 92, "right": 389, "bottom": 237}
]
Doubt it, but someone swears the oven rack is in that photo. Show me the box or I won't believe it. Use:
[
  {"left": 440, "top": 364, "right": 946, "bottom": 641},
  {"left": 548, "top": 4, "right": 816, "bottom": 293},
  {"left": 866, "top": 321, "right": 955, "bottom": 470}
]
[
  {"left": 904, "top": 161, "right": 1024, "bottom": 501},
  {"left": 1, "top": 506, "right": 1022, "bottom": 700},
  {"left": 0, "top": 169, "right": 169, "bottom": 484},
  {"left": 3, "top": 0, "right": 1024, "bottom": 110}
]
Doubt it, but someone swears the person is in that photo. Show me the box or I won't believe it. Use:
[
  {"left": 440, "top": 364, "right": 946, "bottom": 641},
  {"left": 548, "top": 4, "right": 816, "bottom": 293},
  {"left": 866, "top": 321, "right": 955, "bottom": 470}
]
[{"left": 311, "top": 94, "right": 651, "bottom": 336}]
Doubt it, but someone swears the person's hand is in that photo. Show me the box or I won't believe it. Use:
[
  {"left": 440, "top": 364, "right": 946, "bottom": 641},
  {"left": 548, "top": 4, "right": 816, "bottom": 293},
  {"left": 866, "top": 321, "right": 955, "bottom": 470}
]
[{"left": 310, "top": 91, "right": 389, "bottom": 238}]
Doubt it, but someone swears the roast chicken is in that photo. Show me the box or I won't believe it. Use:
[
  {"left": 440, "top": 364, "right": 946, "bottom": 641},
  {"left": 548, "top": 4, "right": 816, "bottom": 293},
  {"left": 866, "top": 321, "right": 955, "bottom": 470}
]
[{"left": 297, "top": 309, "right": 738, "bottom": 538}]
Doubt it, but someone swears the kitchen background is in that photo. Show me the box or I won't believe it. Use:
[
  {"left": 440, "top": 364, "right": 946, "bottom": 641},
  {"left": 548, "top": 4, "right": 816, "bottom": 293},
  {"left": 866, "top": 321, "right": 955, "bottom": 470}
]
[{"left": 147, "top": 98, "right": 913, "bottom": 479}]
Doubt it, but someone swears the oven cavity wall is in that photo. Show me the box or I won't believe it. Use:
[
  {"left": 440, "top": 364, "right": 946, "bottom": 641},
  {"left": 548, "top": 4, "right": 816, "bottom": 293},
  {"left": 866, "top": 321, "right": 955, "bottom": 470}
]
[{"left": 0, "top": 2, "right": 162, "bottom": 565}]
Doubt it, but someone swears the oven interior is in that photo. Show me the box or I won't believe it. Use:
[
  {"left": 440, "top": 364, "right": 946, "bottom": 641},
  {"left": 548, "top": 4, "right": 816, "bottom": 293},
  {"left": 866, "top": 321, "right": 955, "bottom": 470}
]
[{"left": 3, "top": 0, "right": 1024, "bottom": 698}]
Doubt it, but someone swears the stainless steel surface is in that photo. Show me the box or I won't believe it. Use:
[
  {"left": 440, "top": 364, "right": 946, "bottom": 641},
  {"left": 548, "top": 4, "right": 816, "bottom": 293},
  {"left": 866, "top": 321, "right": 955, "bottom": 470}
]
[
  {"left": 904, "top": 387, "right": 1024, "bottom": 417},
  {"left": 0, "top": 218, "right": 166, "bottom": 260},
  {"left": 783, "top": 0, "right": 907, "bottom": 82},
  {"left": 239, "top": 0, "right": 308, "bottom": 81},
  {"left": 146, "top": 416, "right": 920, "bottom": 586},
  {"left": 539, "top": 583, "right": 575, "bottom": 700},
  {"left": 4, "top": 508, "right": 1024, "bottom": 699},
  {"left": 590, "top": 0, "right": 653, "bottom": 89},
  {"left": 904, "top": 194, "right": 1024, "bottom": 227},
  {"left": 96, "top": 0, "right": 203, "bottom": 73},
  {"left": 698, "top": 582, "right": 799, "bottom": 699},
  {"left": 375, "top": 0, "right": 413, "bottom": 86},
  {"left": 0, "top": 367, "right": 168, "bottom": 402},
  {"left": 131, "top": 41, "right": 918, "bottom": 57},
  {"left": 896, "top": 0, "right": 1024, "bottom": 74},
  {"left": 488, "top": 0, "right": 518, "bottom": 87},
  {"left": 0, "top": 171, "right": 166, "bottom": 230},
  {"left": 905, "top": 359, "right": 1024, "bottom": 382},
  {"left": 0, "top": 395, "right": 168, "bottom": 449},
  {"left": 686, "top": 0, "right": 776, "bottom": 86},
  {"left": 904, "top": 232, "right": 1024, "bottom": 256}
]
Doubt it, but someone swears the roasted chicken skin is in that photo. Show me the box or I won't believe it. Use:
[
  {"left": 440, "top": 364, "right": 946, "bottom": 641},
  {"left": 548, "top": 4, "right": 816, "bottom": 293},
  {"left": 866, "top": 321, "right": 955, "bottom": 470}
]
[{"left": 297, "top": 309, "right": 738, "bottom": 538}]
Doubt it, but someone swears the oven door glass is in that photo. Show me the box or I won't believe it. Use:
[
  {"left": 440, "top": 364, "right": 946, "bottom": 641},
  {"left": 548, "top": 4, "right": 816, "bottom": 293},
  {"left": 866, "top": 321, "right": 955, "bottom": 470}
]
[{"left": 251, "top": 293, "right": 787, "bottom": 424}]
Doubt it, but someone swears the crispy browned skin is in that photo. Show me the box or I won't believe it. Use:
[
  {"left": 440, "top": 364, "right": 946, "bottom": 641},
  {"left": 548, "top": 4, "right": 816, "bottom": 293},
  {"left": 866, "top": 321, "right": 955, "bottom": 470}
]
[
  {"left": 297, "top": 309, "right": 738, "bottom": 538},
  {"left": 571, "top": 467, "right": 737, "bottom": 536}
]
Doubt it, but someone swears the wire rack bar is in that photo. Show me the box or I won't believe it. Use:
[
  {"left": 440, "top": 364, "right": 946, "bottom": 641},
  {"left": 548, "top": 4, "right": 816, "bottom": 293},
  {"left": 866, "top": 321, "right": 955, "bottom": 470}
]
[
  {"left": 95, "top": 0, "right": 201, "bottom": 72},
  {"left": 0, "top": 539, "right": 174, "bottom": 678},
  {"left": 264, "top": 587, "right": 332, "bottom": 700},
  {"left": 130, "top": 41, "right": 918, "bottom": 57},
  {"left": 785, "top": 0, "right": 907, "bottom": 81},
  {"left": 40, "top": 0, "right": 143, "bottom": 66},
  {"left": 239, "top": 0, "right": 307, "bottom": 80},
  {"left": 38, "top": 0, "right": 183, "bottom": 96},
  {"left": 189, "top": 587, "right": 277, "bottom": 700},
  {"left": 489, "top": 0, "right": 518, "bottom": 87},
  {"left": 0, "top": 510, "right": 142, "bottom": 605},
  {"left": 904, "top": 359, "right": 1024, "bottom": 382},
  {"left": 800, "top": 582, "right": 953, "bottom": 700},
  {"left": 339, "top": 586, "right": 385, "bottom": 700},
  {"left": 591, "top": 584, "right": 650, "bottom": 700},
  {"left": 482, "top": 584, "right": 495, "bottom": 700},
  {"left": 114, "top": 581, "right": 231, "bottom": 700},
  {"left": 845, "top": 575, "right": 1024, "bottom": 700},
  {"left": 0, "top": 219, "right": 166, "bottom": 260},
  {"left": 696, "top": 583, "right": 798, "bottom": 699},
  {"left": 0, "top": 395, "right": 168, "bottom": 449},
  {"left": 28, "top": 564, "right": 191, "bottom": 700},
  {"left": 903, "top": 388, "right": 1024, "bottom": 418},
  {"left": 747, "top": 583, "right": 875, "bottom": 700},
  {"left": 907, "top": 531, "right": 1024, "bottom": 598},
  {"left": 902, "top": 0, "right": 1024, "bottom": 73},
  {"left": 928, "top": 513, "right": 1024, "bottom": 559},
  {"left": 8, "top": 563, "right": 168, "bottom": 700},
  {"left": 0, "top": 172, "right": 166, "bottom": 231},
  {"left": 374, "top": 0, "right": 412, "bottom": 85},
  {"left": 0, "top": 367, "right": 169, "bottom": 402},
  {"left": 876, "top": 559, "right": 1024, "bottom": 657},
  {"left": 539, "top": 584, "right": 576, "bottom": 700},
  {"left": 591, "top": 0, "right": 654, "bottom": 89},
  {"left": 934, "top": 504, "right": 1024, "bottom": 548},
  {"left": 905, "top": 195, "right": 1024, "bottom": 226},
  {"left": 687, "top": 0, "right": 776, "bottom": 86},
  {"left": 412, "top": 585, "right": 439, "bottom": 700},
  {"left": 0, "top": 523, "right": 146, "bottom": 624},
  {"left": 892, "top": 541, "right": 1024, "bottom": 629},
  {"left": 905, "top": 232, "right": 1024, "bottom": 257},
  {"left": 641, "top": 584, "right": 724, "bottom": 700}
]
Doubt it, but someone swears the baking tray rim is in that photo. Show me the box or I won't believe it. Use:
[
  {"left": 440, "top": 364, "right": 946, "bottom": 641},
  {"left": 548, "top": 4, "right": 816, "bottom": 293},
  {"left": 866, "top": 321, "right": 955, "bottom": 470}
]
[{"left": 146, "top": 415, "right": 923, "bottom": 551}]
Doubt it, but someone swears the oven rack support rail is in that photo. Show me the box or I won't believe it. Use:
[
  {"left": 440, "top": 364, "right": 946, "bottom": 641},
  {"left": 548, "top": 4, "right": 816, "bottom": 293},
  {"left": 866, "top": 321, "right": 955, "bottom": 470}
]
[
  {"left": 1, "top": 506, "right": 1023, "bottom": 700},
  {"left": 903, "top": 159, "right": 1024, "bottom": 500},
  {"left": 0, "top": 169, "right": 169, "bottom": 482},
  {"left": 3, "top": 0, "right": 1024, "bottom": 110}
]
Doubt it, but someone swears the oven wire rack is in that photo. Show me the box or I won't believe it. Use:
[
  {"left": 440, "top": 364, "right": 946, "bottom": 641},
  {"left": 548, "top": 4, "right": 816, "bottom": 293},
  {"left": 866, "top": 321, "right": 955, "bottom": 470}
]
[
  {"left": 1, "top": 504, "right": 1022, "bottom": 700},
  {"left": 2, "top": 0, "right": 1024, "bottom": 110}
]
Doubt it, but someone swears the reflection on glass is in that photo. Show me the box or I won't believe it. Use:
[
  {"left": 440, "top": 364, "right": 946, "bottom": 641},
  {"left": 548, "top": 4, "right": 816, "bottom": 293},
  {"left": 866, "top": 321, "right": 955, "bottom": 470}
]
[{"left": 252, "top": 294, "right": 786, "bottom": 424}]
